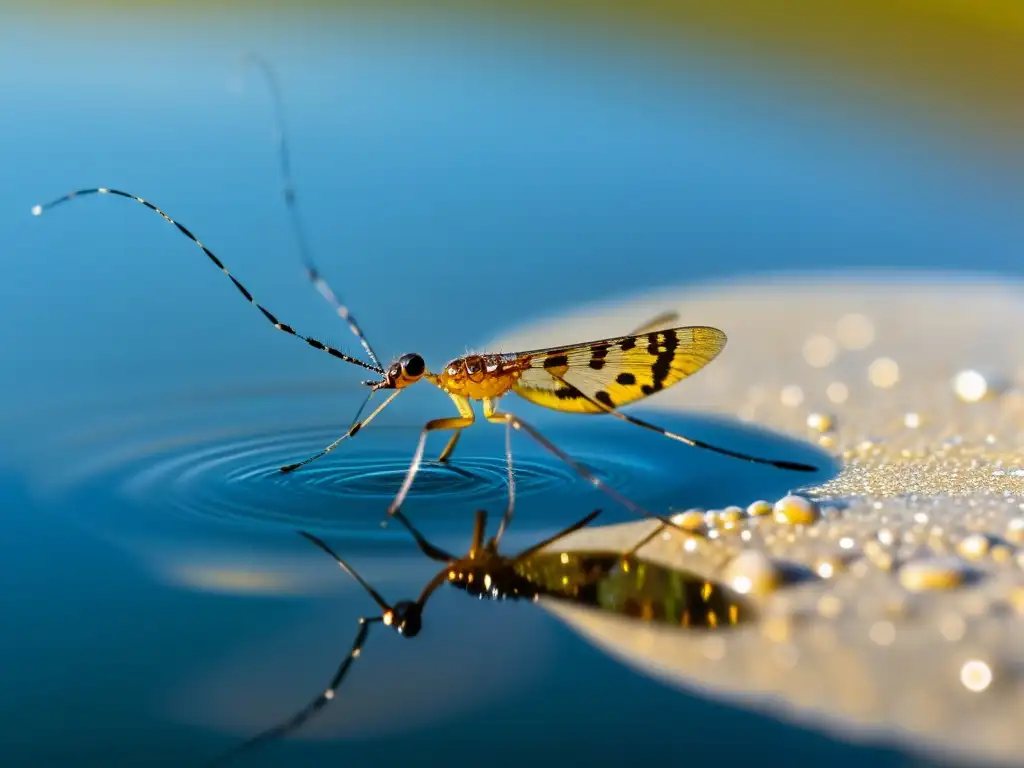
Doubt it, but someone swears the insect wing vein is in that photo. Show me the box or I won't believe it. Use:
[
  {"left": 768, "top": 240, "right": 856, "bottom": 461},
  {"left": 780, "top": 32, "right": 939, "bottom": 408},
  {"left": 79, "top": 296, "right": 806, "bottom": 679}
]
[{"left": 510, "top": 326, "right": 726, "bottom": 413}]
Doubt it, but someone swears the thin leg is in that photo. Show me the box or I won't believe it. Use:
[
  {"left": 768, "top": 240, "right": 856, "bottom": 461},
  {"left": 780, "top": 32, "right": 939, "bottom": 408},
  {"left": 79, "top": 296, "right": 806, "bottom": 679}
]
[
  {"left": 384, "top": 396, "right": 476, "bottom": 521},
  {"left": 415, "top": 567, "right": 456, "bottom": 607},
  {"left": 468, "top": 510, "right": 488, "bottom": 558},
  {"left": 512, "top": 509, "right": 602, "bottom": 562},
  {"left": 204, "top": 616, "right": 383, "bottom": 768},
  {"left": 481, "top": 398, "right": 681, "bottom": 531},
  {"left": 435, "top": 428, "right": 463, "bottom": 463},
  {"left": 244, "top": 54, "right": 383, "bottom": 370},
  {"left": 489, "top": 419, "right": 516, "bottom": 549},
  {"left": 549, "top": 373, "right": 818, "bottom": 473},
  {"left": 389, "top": 510, "right": 456, "bottom": 562},
  {"left": 621, "top": 522, "right": 671, "bottom": 561},
  {"left": 280, "top": 389, "right": 402, "bottom": 473},
  {"left": 384, "top": 416, "right": 475, "bottom": 518},
  {"left": 32, "top": 188, "right": 384, "bottom": 377},
  {"left": 630, "top": 311, "right": 680, "bottom": 335}
]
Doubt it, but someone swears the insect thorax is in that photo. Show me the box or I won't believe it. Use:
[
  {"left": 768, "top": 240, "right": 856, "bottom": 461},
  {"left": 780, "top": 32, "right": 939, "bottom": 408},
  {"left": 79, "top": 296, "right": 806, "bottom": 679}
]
[{"left": 435, "top": 353, "right": 529, "bottom": 400}]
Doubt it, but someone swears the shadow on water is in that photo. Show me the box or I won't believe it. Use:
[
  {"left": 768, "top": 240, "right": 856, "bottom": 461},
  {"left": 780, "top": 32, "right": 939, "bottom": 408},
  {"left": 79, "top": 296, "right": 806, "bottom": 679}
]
[{"left": 204, "top": 506, "right": 753, "bottom": 766}]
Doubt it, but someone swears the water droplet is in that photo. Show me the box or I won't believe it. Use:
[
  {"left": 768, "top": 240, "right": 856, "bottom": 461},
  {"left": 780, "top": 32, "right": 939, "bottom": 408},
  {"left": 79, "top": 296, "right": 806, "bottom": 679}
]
[
  {"left": 952, "top": 370, "right": 989, "bottom": 403},
  {"left": 960, "top": 659, "right": 993, "bottom": 692},
  {"left": 956, "top": 533, "right": 992, "bottom": 561},
  {"left": 802, "top": 334, "right": 837, "bottom": 367},
  {"left": 868, "top": 357, "right": 900, "bottom": 388},
  {"left": 869, "top": 620, "right": 896, "bottom": 646},
  {"left": 746, "top": 500, "right": 773, "bottom": 517},
  {"left": 780, "top": 385, "right": 804, "bottom": 407},
  {"left": 806, "top": 412, "right": 835, "bottom": 432},
  {"left": 825, "top": 381, "right": 849, "bottom": 404},
  {"left": 898, "top": 557, "right": 970, "bottom": 592},
  {"left": 723, "top": 550, "right": 781, "bottom": 596},
  {"left": 836, "top": 313, "right": 875, "bottom": 349},
  {"left": 773, "top": 495, "right": 821, "bottom": 525}
]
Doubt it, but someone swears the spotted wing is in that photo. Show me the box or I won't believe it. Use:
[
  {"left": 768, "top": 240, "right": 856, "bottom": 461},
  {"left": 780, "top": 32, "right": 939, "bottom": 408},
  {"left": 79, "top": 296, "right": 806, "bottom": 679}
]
[{"left": 510, "top": 326, "right": 726, "bottom": 414}]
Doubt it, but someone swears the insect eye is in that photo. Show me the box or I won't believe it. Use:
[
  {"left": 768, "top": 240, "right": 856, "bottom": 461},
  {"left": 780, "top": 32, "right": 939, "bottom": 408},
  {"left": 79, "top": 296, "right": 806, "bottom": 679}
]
[{"left": 401, "top": 353, "right": 425, "bottom": 378}]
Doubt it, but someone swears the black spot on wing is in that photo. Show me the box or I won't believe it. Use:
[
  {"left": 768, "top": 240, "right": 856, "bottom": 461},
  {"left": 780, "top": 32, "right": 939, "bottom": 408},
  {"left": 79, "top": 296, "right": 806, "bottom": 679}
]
[
  {"left": 554, "top": 386, "right": 582, "bottom": 400},
  {"left": 544, "top": 354, "right": 569, "bottom": 369},
  {"left": 595, "top": 391, "right": 614, "bottom": 408},
  {"left": 616, "top": 372, "right": 636, "bottom": 386},
  {"left": 620, "top": 337, "right": 637, "bottom": 352},
  {"left": 648, "top": 329, "right": 679, "bottom": 393},
  {"left": 589, "top": 359, "right": 606, "bottom": 370}
]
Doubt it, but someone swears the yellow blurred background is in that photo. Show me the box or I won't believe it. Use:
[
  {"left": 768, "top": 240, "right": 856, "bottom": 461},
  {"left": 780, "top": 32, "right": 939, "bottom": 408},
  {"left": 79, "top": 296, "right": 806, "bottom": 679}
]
[{"left": 18, "top": 0, "right": 1024, "bottom": 149}]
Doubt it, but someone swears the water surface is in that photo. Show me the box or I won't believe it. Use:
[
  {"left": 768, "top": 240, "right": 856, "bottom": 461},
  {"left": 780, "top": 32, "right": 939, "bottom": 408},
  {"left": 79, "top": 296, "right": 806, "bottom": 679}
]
[{"left": 4, "top": 12, "right": 1022, "bottom": 766}]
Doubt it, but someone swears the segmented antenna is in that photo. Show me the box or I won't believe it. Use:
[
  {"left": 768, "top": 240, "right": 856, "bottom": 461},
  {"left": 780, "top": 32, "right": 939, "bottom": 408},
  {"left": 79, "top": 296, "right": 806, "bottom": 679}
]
[
  {"left": 244, "top": 54, "right": 383, "bottom": 370},
  {"left": 32, "top": 188, "right": 384, "bottom": 376}
]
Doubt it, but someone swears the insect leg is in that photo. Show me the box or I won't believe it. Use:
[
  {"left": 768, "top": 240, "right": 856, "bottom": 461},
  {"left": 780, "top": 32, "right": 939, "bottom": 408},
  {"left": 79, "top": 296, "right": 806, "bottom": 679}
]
[
  {"left": 243, "top": 55, "right": 384, "bottom": 371},
  {"left": 383, "top": 396, "right": 475, "bottom": 521},
  {"left": 280, "top": 389, "right": 402, "bottom": 473},
  {"left": 621, "top": 522, "right": 675, "bottom": 562},
  {"left": 489, "top": 418, "right": 516, "bottom": 548},
  {"left": 415, "top": 566, "right": 457, "bottom": 607},
  {"left": 511, "top": 509, "right": 602, "bottom": 561},
  {"left": 384, "top": 415, "right": 475, "bottom": 520},
  {"left": 204, "top": 615, "right": 384, "bottom": 767},
  {"left": 481, "top": 398, "right": 682, "bottom": 531},
  {"left": 297, "top": 531, "right": 392, "bottom": 610},
  {"left": 388, "top": 509, "right": 456, "bottom": 562},
  {"left": 434, "top": 428, "right": 463, "bottom": 463},
  {"left": 32, "top": 188, "right": 384, "bottom": 376},
  {"left": 468, "top": 509, "right": 488, "bottom": 557},
  {"left": 549, "top": 374, "right": 819, "bottom": 473}
]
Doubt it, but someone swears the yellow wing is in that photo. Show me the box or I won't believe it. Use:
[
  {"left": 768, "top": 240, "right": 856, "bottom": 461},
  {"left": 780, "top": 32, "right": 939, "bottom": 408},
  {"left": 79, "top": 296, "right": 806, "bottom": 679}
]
[{"left": 510, "top": 326, "right": 726, "bottom": 414}]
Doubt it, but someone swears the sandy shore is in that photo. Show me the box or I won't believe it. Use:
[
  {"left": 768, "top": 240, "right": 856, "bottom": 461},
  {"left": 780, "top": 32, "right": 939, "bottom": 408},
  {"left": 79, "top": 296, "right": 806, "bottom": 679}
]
[{"left": 489, "top": 271, "right": 1024, "bottom": 766}]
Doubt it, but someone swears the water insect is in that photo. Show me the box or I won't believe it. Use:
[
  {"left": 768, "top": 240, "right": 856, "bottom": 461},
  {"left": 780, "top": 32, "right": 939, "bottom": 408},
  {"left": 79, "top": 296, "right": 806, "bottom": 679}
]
[{"left": 31, "top": 61, "right": 817, "bottom": 525}]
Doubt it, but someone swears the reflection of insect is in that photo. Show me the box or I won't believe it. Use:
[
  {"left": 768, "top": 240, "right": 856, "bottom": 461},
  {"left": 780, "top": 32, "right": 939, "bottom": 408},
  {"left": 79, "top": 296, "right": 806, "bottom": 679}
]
[
  {"left": 32, "top": 63, "right": 816, "bottom": 525},
  {"left": 204, "top": 500, "right": 752, "bottom": 766}
]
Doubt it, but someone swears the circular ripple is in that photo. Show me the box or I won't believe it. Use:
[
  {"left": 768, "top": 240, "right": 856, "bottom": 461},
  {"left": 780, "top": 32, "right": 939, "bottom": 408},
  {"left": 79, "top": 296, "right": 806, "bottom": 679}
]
[
  {"left": 43, "top": 415, "right": 663, "bottom": 538},
  {"left": 122, "top": 425, "right": 594, "bottom": 530},
  {"left": 24, "top": 379, "right": 806, "bottom": 546}
]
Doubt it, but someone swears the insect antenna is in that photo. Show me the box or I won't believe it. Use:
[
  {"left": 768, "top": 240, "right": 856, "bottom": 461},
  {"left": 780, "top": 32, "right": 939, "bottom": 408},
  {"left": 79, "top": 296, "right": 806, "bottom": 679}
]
[
  {"left": 204, "top": 531, "right": 393, "bottom": 767},
  {"left": 550, "top": 373, "right": 819, "bottom": 473},
  {"left": 244, "top": 54, "right": 383, "bottom": 370},
  {"left": 32, "top": 188, "right": 385, "bottom": 376},
  {"left": 203, "top": 615, "right": 383, "bottom": 768}
]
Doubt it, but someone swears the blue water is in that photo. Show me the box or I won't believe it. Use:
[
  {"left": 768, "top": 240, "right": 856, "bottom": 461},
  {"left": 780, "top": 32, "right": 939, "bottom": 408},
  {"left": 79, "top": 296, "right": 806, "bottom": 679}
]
[{"left": 2, "top": 12, "right": 1022, "bottom": 767}]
